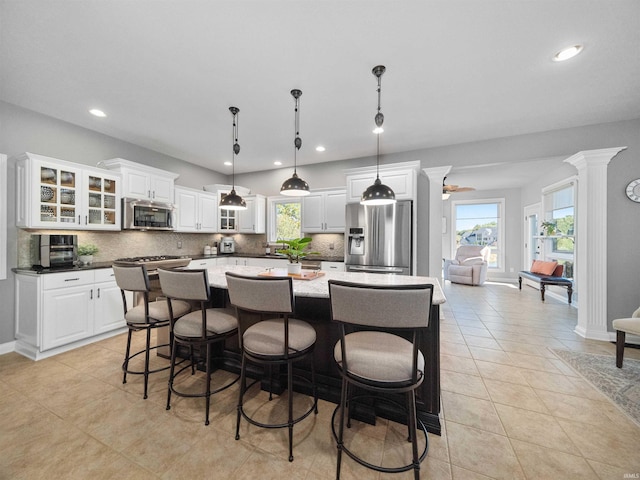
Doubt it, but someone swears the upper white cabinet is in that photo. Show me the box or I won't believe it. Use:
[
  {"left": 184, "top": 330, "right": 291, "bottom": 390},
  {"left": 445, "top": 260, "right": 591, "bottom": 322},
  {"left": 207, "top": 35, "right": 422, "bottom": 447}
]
[
  {"left": 238, "top": 194, "right": 266, "bottom": 234},
  {"left": 174, "top": 186, "right": 218, "bottom": 233},
  {"left": 344, "top": 161, "right": 420, "bottom": 204},
  {"left": 15, "top": 152, "right": 121, "bottom": 230},
  {"left": 100, "top": 158, "right": 179, "bottom": 203},
  {"left": 302, "top": 189, "right": 346, "bottom": 233}
]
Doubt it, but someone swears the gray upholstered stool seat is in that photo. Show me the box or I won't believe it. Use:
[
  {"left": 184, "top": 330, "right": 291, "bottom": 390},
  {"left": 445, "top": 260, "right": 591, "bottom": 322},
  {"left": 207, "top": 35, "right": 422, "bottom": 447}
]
[
  {"left": 125, "top": 299, "right": 190, "bottom": 325},
  {"left": 173, "top": 308, "right": 237, "bottom": 337},
  {"left": 244, "top": 318, "right": 316, "bottom": 356},
  {"left": 334, "top": 331, "right": 425, "bottom": 384}
]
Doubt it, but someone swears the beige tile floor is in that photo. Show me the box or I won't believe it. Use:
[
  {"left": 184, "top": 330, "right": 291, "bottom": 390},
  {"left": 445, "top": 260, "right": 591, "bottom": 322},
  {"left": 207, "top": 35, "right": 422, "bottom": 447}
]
[{"left": 1, "top": 281, "right": 640, "bottom": 479}]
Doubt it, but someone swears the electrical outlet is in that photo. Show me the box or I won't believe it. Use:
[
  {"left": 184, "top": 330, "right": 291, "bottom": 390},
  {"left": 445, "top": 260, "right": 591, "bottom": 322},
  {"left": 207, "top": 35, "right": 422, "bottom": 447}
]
[
  {"left": 329, "top": 243, "right": 334, "bottom": 250},
  {"left": 177, "top": 241, "right": 182, "bottom": 249}
]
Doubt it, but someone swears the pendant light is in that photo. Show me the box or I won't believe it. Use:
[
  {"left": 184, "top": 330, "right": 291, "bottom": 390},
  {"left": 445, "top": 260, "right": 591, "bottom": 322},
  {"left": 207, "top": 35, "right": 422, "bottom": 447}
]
[
  {"left": 219, "top": 106, "right": 247, "bottom": 210},
  {"left": 361, "top": 65, "right": 396, "bottom": 206},
  {"left": 280, "top": 89, "right": 310, "bottom": 196}
]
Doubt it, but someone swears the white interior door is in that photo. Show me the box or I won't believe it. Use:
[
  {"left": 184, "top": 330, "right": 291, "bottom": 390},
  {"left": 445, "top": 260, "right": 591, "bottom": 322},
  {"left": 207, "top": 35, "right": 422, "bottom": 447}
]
[{"left": 523, "top": 203, "right": 541, "bottom": 288}]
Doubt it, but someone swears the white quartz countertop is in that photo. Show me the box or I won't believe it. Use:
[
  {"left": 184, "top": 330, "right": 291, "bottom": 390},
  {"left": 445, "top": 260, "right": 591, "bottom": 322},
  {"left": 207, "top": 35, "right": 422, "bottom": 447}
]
[{"left": 205, "top": 265, "right": 446, "bottom": 305}]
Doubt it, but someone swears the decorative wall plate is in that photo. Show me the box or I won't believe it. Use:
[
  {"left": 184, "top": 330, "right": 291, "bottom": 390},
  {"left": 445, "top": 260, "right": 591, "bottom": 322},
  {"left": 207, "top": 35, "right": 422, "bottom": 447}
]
[{"left": 40, "top": 186, "right": 54, "bottom": 202}]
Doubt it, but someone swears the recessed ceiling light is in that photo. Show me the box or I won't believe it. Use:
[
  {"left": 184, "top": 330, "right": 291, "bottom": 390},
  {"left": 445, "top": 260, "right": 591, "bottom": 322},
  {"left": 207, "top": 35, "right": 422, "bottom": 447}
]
[
  {"left": 89, "top": 108, "right": 106, "bottom": 117},
  {"left": 274, "top": 161, "right": 282, "bottom": 166},
  {"left": 553, "top": 45, "right": 583, "bottom": 62},
  {"left": 315, "top": 146, "right": 326, "bottom": 152},
  {"left": 224, "top": 161, "right": 232, "bottom": 166},
  {"left": 373, "top": 127, "right": 384, "bottom": 134}
]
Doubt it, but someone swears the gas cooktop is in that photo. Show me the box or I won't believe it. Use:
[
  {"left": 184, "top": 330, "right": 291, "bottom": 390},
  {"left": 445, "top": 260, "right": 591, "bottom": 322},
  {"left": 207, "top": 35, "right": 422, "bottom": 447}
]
[{"left": 113, "top": 255, "right": 192, "bottom": 269}]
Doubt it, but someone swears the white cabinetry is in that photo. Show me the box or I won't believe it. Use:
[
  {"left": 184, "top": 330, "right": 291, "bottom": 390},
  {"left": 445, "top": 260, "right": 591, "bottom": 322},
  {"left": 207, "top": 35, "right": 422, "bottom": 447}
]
[
  {"left": 100, "top": 158, "right": 178, "bottom": 203},
  {"left": 302, "top": 189, "right": 346, "bottom": 233},
  {"left": 238, "top": 195, "right": 266, "bottom": 234},
  {"left": 174, "top": 186, "right": 218, "bottom": 233},
  {"left": 321, "top": 261, "right": 345, "bottom": 272},
  {"left": 187, "top": 258, "right": 220, "bottom": 269},
  {"left": 15, "top": 152, "right": 121, "bottom": 230},
  {"left": 14, "top": 268, "right": 126, "bottom": 360},
  {"left": 345, "top": 161, "right": 419, "bottom": 203},
  {"left": 245, "top": 257, "right": 288, "bottom": 268}
]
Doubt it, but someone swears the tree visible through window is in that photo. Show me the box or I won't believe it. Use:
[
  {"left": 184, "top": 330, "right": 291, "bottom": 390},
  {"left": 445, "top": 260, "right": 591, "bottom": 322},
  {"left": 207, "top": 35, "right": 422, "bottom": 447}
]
[
  {"left": 269, "top": 198, "right": 301, "bottom": 242},
  {"left": 452, "top": 200, "right": 504, "bottom": 270}
]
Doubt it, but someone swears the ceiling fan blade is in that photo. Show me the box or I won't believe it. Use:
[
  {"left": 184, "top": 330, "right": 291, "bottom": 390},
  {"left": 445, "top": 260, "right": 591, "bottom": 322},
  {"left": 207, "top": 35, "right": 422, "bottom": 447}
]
[
  {"left": 454, "top": 187, "right": 475, "bottom": 192},
  {"left": 442, "top": 184, "right": 459, "bottom": 192}
]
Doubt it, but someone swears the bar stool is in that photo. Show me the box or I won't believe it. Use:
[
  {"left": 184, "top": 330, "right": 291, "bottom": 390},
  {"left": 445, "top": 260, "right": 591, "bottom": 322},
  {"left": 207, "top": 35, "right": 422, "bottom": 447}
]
[
  {"left": 225, "top": 272, "right": 318, "bottom": 462},
  {"left": 158, "top": 268, "right": 239, "bottom": 425},
  {"left": 328, "top": 280, "right": 433, "bottom": 480},
  {"left": 113, "top": 264, "right": 191, "bottom": 399}
]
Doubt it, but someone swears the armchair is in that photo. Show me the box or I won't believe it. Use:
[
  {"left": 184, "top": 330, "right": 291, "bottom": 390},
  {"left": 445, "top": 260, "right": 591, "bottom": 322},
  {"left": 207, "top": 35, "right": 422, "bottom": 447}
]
[{"left": 443, "top": 245, "right": 491, "bottom": 286}]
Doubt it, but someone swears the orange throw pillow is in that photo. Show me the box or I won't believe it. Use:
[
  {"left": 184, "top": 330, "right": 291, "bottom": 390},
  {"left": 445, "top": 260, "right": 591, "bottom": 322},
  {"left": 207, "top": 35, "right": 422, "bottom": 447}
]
[{"left": 530, "top": 260, "right": 558, "bottom": 276}]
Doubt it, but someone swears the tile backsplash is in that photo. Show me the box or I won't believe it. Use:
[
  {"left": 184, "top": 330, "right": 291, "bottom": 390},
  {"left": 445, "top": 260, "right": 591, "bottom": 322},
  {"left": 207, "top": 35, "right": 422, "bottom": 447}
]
[{"left": 17, "top": 230, "right": 344, "bottom": 267}]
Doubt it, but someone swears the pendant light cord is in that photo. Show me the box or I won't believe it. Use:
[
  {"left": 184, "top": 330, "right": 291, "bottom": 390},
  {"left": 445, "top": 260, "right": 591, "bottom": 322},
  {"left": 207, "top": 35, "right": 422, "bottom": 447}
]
[
  {"left": 294, "top": 94, "right": 300, "bottom": 174},
  {"left": 232, "top": 110, "right": 238, "bottom": 188}
]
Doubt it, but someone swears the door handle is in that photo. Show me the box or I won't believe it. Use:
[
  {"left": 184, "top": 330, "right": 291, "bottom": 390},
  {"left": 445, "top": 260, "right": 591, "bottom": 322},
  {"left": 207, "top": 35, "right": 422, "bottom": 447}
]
[
  {"left": 90, "top": 289, "right": 93, "bottom": 300},
  {"left": 97, "top": 288, "right": 101, "bottom": 299}
]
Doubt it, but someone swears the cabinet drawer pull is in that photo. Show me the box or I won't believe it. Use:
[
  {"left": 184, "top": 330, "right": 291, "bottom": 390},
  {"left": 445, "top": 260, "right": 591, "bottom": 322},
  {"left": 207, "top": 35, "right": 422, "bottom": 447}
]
[
  {"left": 90, "top": 289, "right": 93, "bottom": 300},
  {"left": 97, "top": 288, "right": 101, "bottom": 298},
  {"left": 64, "top": 277, "right": 80, "bottom": 282}
]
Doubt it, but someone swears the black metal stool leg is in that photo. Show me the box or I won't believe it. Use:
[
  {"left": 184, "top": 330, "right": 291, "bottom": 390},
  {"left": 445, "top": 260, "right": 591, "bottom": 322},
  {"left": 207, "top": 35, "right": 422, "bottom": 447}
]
[
  {"left": 235, "top": 354, "right": 247, "bottom": 441},
  {"left": 336, "top": 376, "right": 348, "bottom": 480},
  {"left": 122, "top": 328, "right": 133, "bottom": 384},
  {"left": 143, "top": 326, "right": 151, "bottom": 399},
  {"left": 166, "top": 337, "right": 178, "bottom": 410},
  {"left": 287, "top": 359, "right": 294, "bottom": 462},
  {"left": 205, "top": 343, "right": 212, "bottom": 426},
  {"left": 408, "top": 391, "right": 420, "bottom": 480}
]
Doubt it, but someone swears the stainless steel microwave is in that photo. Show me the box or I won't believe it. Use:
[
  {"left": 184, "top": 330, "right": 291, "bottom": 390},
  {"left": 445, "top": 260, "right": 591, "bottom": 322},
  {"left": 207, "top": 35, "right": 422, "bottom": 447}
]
[{"left": 122, "top": 198, "right": 175, "bottom": 231}]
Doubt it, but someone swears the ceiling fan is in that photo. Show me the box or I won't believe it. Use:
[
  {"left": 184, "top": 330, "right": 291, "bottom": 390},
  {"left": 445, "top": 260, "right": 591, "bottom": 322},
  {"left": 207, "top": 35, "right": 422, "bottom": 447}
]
[{"left": 442, "top": 177, "right": 475, "bottom": 198}]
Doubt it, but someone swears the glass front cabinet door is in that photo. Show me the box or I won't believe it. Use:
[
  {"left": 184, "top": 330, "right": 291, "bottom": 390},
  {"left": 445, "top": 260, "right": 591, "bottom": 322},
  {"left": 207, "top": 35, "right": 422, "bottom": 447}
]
[
  {"left": 15, "top": 153, "right": 121, "bottom": 231},
  {"left": 81, "top": 171, "right": 120, "bottom": 229},
  {"left": 30, "top": 159, "right": 83, "bottom": 228}
]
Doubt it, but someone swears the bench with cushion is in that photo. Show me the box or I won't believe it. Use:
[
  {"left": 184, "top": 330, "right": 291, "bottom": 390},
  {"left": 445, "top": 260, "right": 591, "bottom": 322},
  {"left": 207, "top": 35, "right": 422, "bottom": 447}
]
[{"left": 519, "top": 260, "right": 573, "bottom": 304}]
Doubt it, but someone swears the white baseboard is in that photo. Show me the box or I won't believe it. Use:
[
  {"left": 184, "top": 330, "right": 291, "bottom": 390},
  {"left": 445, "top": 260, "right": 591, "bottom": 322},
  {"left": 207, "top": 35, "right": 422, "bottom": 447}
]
[{"left": 0, "top": 341, "right": 16, "bottom": 355}]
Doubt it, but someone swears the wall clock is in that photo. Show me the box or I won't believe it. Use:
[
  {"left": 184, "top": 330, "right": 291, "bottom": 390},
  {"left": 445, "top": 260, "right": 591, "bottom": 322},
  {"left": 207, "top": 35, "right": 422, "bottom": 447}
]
[{"left": 626, "top": 179, "right": 640, "bottom": 203}]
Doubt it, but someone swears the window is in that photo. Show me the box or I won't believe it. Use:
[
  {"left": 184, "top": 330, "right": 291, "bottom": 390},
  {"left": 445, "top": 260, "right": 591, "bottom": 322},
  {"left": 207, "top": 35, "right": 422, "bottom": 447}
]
[
  {"left": 542, "top": 181, "right": 575, "bottom": 278},
  {"left": 267, "top": 197, "right": 301, "bottom": 243},
  {"left": 452, "top": 199, "right": 505, "bottom": 271}
]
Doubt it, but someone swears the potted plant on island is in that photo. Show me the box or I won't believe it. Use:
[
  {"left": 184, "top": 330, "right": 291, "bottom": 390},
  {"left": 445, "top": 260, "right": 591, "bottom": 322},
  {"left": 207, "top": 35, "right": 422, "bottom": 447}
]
[
  {"left": 276, "top": 237, "right": 319, "bottom": 275},
  {"left": 77, "top": 243, "right": 99, "bottom": 265}
]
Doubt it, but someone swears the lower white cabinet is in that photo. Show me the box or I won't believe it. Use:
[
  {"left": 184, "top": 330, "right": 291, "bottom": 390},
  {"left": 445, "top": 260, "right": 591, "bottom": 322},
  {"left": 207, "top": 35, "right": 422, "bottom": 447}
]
[
  {"left": 15, "top": 268, "right": 126, "bottom": 360},
  {"left": 187, "top": 258, "right": 220, "bottom": 269},
  {"left": 245, "top": 257, "right": 288, "bottom": 268},
  {"left": 321, "top": 261, "right": 345, "bottom": 272}
]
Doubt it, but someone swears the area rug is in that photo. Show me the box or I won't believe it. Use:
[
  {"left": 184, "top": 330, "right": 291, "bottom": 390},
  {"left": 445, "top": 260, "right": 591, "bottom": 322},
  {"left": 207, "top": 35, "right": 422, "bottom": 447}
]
[{"left": 552, "top": 349, "right": 640, "bottom": 426}]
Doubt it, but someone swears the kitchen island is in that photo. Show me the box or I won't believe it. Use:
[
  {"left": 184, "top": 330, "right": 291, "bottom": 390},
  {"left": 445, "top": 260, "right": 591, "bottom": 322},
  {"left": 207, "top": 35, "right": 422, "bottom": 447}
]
[{"left": 204, "top": 265, "right": 446, "bottom": 435}]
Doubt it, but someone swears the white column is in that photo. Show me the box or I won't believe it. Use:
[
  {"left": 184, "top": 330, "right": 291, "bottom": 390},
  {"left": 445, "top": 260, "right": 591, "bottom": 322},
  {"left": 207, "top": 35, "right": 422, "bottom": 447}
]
[
  {"left": 565, "top": 147, "right": 626, "bottom": 340},
  {"left": 422, "top": 166, "right": 452, "bottom": 279}
]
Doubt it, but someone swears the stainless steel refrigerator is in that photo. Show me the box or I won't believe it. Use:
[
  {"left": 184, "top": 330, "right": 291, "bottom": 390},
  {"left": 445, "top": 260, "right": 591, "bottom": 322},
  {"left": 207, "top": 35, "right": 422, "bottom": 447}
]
[{"left": 344, "top": 200, "right": 412, "bottom": 275}]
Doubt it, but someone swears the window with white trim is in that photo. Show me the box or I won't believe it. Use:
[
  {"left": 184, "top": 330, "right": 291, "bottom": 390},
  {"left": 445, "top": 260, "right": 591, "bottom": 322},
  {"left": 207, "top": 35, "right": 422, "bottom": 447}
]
[
  {"left": 267, "top": 197, "right": 301, "bottom": 243},
  {"left": 452, "top": 199, "right": 505, "bottom": 271}
]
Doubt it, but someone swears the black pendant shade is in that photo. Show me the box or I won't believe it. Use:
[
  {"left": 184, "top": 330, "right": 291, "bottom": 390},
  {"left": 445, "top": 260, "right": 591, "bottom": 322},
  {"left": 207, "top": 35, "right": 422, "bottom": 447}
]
[
  {"left": 220, "top": 106, "right": 247, "bottom": 210},
  {"left": 361, "top": 65, "right": 396, "bottom": 206},
  {"left": 219, "top": 188, "right": 246, "bottom": 210},
  {"left": 281, "top": 89, "right": 310, "bottom": 196}
]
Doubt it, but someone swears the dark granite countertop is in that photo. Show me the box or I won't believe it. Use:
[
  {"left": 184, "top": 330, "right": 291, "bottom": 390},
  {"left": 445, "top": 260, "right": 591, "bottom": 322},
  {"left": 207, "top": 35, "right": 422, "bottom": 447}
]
[{"left": 13, "top": 254, "right": 344, "bottom": 275}]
